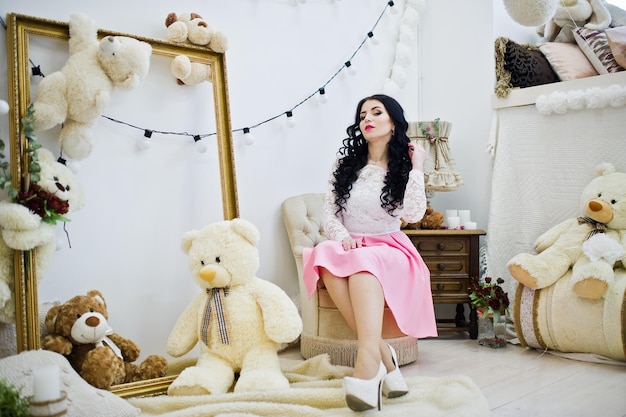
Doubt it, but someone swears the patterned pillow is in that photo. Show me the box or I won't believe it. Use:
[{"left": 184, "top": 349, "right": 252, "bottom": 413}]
[
  {"left": 494, "top": 37, "right": 559, "bottom": 98},
  {"left": 573, "top": 27, "right": 624, "bottom": 74},
  {"left": 605, "top": 26, "right": 626, "bottom": 70}
]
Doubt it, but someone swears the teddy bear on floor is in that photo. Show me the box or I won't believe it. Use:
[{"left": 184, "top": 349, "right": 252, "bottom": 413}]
[
  {"left": 537, "top": 0, "right": 612, "bottom": 42},
  {"left": 0, "top": 148, "right": 85, "bottom": 324},
  {"left": 165, "top": 12, "right": 228, "bottom": 85},
  {"left": 31, "top": 13, "right": 152, "bottom": 160},
  {"left": 42, "top": 290, "right": 168, "bottom": 390},
  {"left": 166, "top": 218, "right": 302, "bottom": 396},
  {"left": 508, "top": 162, "right": 626, "bottom": 300}
]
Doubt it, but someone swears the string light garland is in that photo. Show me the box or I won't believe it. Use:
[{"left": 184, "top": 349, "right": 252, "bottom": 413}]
[
  {"left": 0, "top": 1, "right": 422, "bottom": 150},
  {"left": 240, "top": 0, "right": 412, "bottom": 139},
  {"left": 116, "top": 0, "right": 408, "bottom": 143}
]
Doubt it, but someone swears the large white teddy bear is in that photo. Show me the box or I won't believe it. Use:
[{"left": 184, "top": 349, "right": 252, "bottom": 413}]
[
  {"left": 166, "top": 218, "right": 302, "bottom": 396},
  {"left": 508, "top": 162, "right": 626, "bottom": 300},
  {"left": 31, "top": 13, "right": 152, "bottom": 160},
  {"left": 0, "top": 148, "right": 85, "bottom": 323}
]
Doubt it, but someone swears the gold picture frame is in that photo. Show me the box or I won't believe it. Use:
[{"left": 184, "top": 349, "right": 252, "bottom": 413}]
[{"left": 5, "top": 13, "right": 239, "bottom": 397}]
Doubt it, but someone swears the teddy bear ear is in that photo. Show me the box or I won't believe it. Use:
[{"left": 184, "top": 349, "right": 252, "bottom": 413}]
[
  {"left": 165, "top": 12, "right": 178, "bottom": 27},
  {"left": 231, "top": 218, "right": 260, "bottom": 246},
  {"left": 594, "top": 162, "right": 616, "bottom": 178},
  {"left": 45, "top": 305, "right": 62, "bottom": 332},
  {"left": 86, "top": 289, "right": 106, "bottom": 309},
  {"left": 181, "top": 230, "right": 199, "bottom": 254}
]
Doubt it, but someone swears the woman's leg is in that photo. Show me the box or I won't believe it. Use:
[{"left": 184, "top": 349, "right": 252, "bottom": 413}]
[
  {"left": 348, "top": 272, "right": 385, "bottom": 379},
  {"left": 320, "top": 268, "right": 393, "bottom": 378},
  {"left": 320, "top": 267, "right": 357, "bottom": 331}
]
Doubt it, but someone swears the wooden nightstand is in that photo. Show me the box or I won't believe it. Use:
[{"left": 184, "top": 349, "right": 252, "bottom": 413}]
[{"left": 403, "top": 229, "right": 486, "bottom": 339}]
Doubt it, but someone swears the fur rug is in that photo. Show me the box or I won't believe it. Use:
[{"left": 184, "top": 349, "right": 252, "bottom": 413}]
[{"left": 129, "top": 354, "right": 490, "bottom": 417}]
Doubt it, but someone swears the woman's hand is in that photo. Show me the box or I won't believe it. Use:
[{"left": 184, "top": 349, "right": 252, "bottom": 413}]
[
  {"left": 408, "top": 142, "right": 426, "bottom": 172},
  {"left": 342, "top": 237, "right": 364, "bottom": 251}
]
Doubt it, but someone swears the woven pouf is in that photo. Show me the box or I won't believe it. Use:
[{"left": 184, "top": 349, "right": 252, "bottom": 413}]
[
  {"left": 514, "top": 268, "right": 626, "bottom": 361},
  {"left": 300, "top": 333, "right": 418, "bottom": 368}
]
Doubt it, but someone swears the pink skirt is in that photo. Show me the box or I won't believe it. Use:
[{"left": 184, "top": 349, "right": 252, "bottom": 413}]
[{"left": 302, "top": 231, "right": 438, "bottom": 338}]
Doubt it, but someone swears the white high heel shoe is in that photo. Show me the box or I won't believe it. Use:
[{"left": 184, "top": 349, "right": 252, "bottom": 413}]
[
  {"left": 382, "top": 344, "right": 409, "bottom": 398},
  {"left": 343, "top": 362, "right": 386, "bottom": 411}
]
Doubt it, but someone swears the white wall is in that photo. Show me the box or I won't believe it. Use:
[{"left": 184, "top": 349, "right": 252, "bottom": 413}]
[
  {"left": 0, "top": 0, "right": 424, "bottom": 360},
  {"left": 0, "top": 0, "right": 549, "bottom": 359},
  {"left": 418, "top": 1, "right": 494, "bottom": 232}
]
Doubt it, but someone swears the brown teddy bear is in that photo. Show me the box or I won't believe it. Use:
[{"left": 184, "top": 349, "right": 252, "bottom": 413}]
[
  {"left": 42, "top": 290, "right": 168, "bottom": 390},
  {"left": 402, "top": 205, "right": 445, "bottom": 230}
]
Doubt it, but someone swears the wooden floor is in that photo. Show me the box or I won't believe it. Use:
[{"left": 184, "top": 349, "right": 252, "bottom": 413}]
[
  {"left": 400, "top": 333, "right": 625, "bottom": 416},
  {"left": 283, "top": 333, "right": 626, "bottom": 416}
]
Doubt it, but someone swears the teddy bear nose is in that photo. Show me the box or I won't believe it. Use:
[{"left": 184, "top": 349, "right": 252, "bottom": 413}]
[
  {"left": 199, "top": 268, "right": 216, "bottom": 283},
  {"left": 85, "top": 316, "right": 100, "bottom": 327},
  {"left": 589, "top": 201, "right": 603, "bottom": 212}
]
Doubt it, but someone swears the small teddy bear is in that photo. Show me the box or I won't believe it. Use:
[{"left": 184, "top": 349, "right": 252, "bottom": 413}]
[
  {"left": 401, "top": 205, "right": 445, "bottom": 230},
  {"left": 508, "top": 162, "right": 626, "bottom": 300},
  {"left": 419, "top": 206, "right": 445, "bottom": 230},
  {"left": 165, "top": 12, "right": 228, "bottom": 52},
  {"left": 166, "top": 218, "right": 302, "bottom": 396},
  {"left": 31, "top": 13, "right": 152, "bottom": 160},
  {"left": 42, "top": 290, "right": 168, "bottom": 390},
  {"left": 0, "top": 148, "right": 85, "bottom": 324},
  {"left": 165, "top": 12, "right": 228, "bottom": 85}
]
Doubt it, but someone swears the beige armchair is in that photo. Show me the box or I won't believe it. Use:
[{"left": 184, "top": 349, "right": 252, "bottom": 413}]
[{"left": 281, "top": 193, "right": 418, "bottom": 367}]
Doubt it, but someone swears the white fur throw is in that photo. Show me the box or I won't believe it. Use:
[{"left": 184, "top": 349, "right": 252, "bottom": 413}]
[{"left": 0, "top": 350, "right": 140, "bottom": 417}]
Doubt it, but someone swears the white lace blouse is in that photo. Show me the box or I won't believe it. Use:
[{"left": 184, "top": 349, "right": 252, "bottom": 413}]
[{"left": 323, "top": 163, "right": 427, "bottom": 241}]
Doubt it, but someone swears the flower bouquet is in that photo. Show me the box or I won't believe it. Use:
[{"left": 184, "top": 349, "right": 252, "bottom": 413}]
[
  {"left": 0, "top": 104, "right": 70, "bottom": 225},
  {"left": 469, "top": 276, "right": 510, "bottom": 348}
]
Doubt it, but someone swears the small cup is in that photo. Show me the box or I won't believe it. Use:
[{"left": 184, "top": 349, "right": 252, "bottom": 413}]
[{"left": 447, "top": 216, "right": 460, "bottom": 229}]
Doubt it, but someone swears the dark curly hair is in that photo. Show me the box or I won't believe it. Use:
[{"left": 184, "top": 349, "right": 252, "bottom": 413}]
[{"left": 333, "top": 94, "right": 412, "bottom": 215}]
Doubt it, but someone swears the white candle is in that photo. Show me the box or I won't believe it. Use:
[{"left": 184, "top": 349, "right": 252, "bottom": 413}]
[
  {"left": 463, "top": 221, "right": 477, "bottom": 230},
  {"left": 445, "top": 210, "right": 458, "bottom": 228},
  {"left": 32, "top": 364, "right": 60, "bottom": 402},
  {"left": 447, "top": 216, "right": 460, "bottom": 229},
  {"left": 445, "top": 209, "right": 458, "bottom": 219},
  {"left": 459, "top": 210, "right": 471, "bottom": 225}
]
